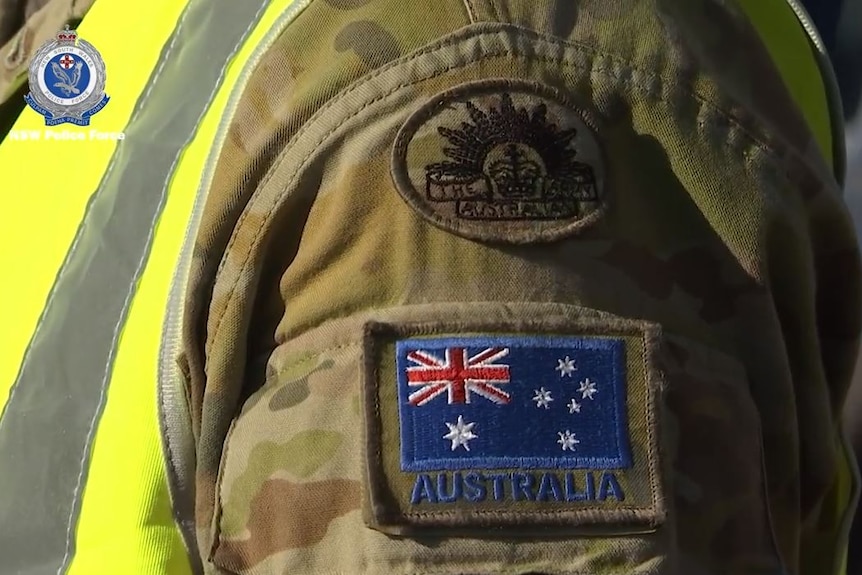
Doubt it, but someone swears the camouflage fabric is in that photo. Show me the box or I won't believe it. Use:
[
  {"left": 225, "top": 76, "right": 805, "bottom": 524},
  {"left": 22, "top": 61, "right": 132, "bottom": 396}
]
[
  {"left": 0, "top": 0, "right": 95, "bottom": 104},
  {"left": 175, "top": 0, "right": 862, "bottom": 573},
  {"left": 0, "top": 0, "right": 41, "bottom": 47}
]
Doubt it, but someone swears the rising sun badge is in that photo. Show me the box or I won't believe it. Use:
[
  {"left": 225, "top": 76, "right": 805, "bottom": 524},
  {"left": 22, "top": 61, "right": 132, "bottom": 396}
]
[{"left": 392, "top": 80, "right": 605, "bottom": 244}]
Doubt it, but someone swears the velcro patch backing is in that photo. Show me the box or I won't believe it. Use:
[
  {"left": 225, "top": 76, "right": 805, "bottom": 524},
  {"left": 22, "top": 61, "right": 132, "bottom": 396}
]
[{"left": 361, "top": 316, "right": 665, "bottom": 533}]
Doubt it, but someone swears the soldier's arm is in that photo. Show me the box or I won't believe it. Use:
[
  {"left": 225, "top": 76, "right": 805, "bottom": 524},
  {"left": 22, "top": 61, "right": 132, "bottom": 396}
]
[{"left": 170, "top": 2, "right": 861, "bottom": 574}]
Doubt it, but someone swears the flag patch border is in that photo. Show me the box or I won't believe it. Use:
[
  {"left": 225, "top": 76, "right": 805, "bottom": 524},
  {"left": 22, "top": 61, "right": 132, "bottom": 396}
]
[{"left": 361, "top": 314, "right": 666, "bottom": 532}]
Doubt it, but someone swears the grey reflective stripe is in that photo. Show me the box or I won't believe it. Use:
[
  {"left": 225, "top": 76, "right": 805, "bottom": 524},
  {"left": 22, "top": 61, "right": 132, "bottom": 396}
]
[{"left": 0, "top": 1, "right": 272, "bottom": 573}]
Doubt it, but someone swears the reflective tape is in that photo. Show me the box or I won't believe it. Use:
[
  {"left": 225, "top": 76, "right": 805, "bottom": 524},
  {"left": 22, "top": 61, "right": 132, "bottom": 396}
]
[{"left": 0, "top": 0, "right": 273, "bottom": 572}]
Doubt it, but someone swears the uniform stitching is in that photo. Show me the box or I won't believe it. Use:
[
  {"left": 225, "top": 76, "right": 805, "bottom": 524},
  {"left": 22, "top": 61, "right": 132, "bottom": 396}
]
[
  {"left": 55, "top": 1, "right": 270, "bottom": 571},
  {"left": 487, "top": 0, "right": 500, "bottom": 21},
  {"left": 462, "top": 0, "right": 476, "bottom": 23},
  {"left": 156, "top": 369, "right": 198, "bottom": 567},
  {"left": 643, "top": 328, "right": 662, "bottom": 518},
  {"left": 359, "top": 321, "right": 662, "bottom": 523},
  {"left": 158, "top": 357, "right": 203, "bottom": 572},
  {"left": 211, "top": 417, "right": 239, "bottom": 562},
  {"left": 371, "top": 353, "right": 384, "bottom": 534}
]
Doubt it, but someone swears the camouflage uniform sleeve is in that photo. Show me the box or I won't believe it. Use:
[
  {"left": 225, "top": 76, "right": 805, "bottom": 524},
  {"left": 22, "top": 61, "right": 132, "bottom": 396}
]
[{"left": 176, "top": 1, "right": 862, "bottom": 574}]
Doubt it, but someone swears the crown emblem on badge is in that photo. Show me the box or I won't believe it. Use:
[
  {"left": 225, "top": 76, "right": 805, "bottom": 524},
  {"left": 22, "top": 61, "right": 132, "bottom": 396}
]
[
  {"left": 56, "top": 25, "right": 77, "bottom": 44},
  {"left": 24, "top": 23, "right": 110, "bottom": 126},
  {"left": 423, "top": 93, "right": 599, "bottom": 218}
]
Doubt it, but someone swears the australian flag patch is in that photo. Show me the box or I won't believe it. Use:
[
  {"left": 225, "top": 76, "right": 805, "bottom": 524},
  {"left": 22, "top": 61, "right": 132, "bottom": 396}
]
[
  {"left": 362, "top": 318, "right": 665, "bottom": 532},
  {"left": 396, "top": 336, "right": 631, "bottom": 472}
]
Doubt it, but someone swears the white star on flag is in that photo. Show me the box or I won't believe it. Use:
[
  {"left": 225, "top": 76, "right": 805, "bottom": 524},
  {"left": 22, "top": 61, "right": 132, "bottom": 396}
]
[
  {"left": 557, "top": 430, "right": 580, "bottom": 451},
  {"left": 578, "top": 378, "right": 598, "bottom": 400},
  {"left": 532, "top": 387, "right": 553, "bottom": 408},
  {"left": 568, "top": 398, "right": 581, "bottom": 413},
  {"left": 443, "top": 415, "right": 477, "bottom": 451},
  {"left": 555, "top": 355, "right": 577, "bottom": 377}
]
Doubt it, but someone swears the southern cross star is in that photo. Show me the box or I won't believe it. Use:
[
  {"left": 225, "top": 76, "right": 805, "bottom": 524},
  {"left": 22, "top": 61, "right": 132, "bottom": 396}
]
[
  {"left": 532, "top": 387, "right": 553, "bottom": 408},
  {"left": 555, "top": 355, "right": 577, "bottom": 377},
  {"left": 557, "top": 430, "right": 580, "bottom": 451},
  {"left": 443, "top": 415, "right": 478, "bottom": 451},
  {"left": 568, "top": 398, "right": 582, "bottom": 414},
  {"left": 578, "top": 377, "right": 598, "bottom": 400}
]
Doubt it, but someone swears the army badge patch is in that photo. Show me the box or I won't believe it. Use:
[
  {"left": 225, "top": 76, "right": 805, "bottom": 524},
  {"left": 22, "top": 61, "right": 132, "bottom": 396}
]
[
  {"left": 362, "top": 318, "right": 665, "bottom": 533},
  {"left": 25, "top": 26, "right": 109, "bottom": 126},
  {"left": 391, "top": 79, "right": 606, "bottom": 244}
]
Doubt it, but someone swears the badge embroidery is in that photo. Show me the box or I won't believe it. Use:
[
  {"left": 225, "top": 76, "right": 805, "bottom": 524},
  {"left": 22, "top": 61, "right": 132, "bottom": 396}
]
[
  {"left": 391, "top": 80, "right": 606, "bottom": 244},
  {"left": 362, "top": 318, "right": 664, "bottom": 532},
  {"left": 24, "top": 26, "right": 110, "bottom": 126}
]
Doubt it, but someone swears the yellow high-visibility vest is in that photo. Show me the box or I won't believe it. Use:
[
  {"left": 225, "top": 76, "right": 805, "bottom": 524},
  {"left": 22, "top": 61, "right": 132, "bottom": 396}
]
[
  {"left": 0, "top": 0, "right": 301, "bottom": 572},
  {"left": 0, "top": 0, "right": 851, "bottom": 573}
]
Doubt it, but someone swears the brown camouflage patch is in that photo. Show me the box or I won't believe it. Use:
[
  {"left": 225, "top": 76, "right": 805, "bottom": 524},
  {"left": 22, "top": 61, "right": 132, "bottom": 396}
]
[
  {"left": 213, "top": 478, "right": 361, "bottom": 571},
  {"left": 267, "top": 358, "right": 335, "bottom": 411},
  {"left": 600, "top": 242, "right": 761, "bottom": 323},
  {"left": 334, "top": 20, "right": 402, "bottom": 70},
  {"left": 391, "top": 79, "right": 607, "bottom": 244},
  {"left": 666, "top": 249, "right": 761, "bottom": 323},
  {"left": 663, "top": 334, "right": 784, "bottom": 572},
  {"left": 599, "top": 243, "right": 675, "bottom": 300}
]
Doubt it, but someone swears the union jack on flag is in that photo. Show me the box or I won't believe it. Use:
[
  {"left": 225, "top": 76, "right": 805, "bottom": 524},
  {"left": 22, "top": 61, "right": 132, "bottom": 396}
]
[{"left": 405, "top": 347, "right": 511, "bottom": 406}]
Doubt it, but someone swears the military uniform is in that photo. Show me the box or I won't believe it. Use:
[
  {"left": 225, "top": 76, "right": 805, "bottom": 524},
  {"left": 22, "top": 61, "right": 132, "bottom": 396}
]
[
  {"left": 168, "top": 0, "right": 860, "bottom": 574},
  {"left": 0, "top": 0, "right": 858, "bottom": 574}
]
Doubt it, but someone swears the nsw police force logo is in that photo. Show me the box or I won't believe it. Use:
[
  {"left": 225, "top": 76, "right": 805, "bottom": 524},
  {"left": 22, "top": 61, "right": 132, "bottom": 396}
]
[{"left": 24, "top": 25, "right": 109, "bottom": 126}]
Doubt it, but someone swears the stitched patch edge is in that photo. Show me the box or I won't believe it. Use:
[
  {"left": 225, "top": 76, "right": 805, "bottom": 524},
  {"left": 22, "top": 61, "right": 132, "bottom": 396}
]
[{"left": 360, "top": 314, "right": 666, "bottom": 534}]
